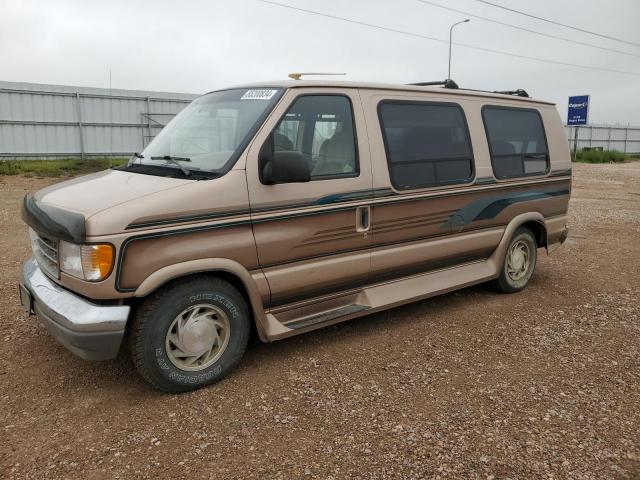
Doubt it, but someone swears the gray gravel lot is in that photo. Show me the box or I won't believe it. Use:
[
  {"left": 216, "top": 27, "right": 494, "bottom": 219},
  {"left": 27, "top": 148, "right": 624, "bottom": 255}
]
[{"left": 1, "top": 162, "right": 639, "bottom": 479}]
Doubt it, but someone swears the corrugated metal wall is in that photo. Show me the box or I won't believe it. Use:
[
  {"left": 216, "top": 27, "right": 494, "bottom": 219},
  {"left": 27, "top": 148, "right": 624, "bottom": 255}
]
[
  {"left": 564, "top": 125, "right": 640, "bottom": 153},
  {"left": 3, "top": 81, "right": 639, "bottom": 158},
  {"left": 0, "top": 81, "right": 199, "bottom": 159}
]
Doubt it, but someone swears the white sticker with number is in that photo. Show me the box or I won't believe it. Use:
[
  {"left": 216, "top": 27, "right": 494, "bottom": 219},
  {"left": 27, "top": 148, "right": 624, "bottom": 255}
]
[{"left": 240, "top": 89, "right": 278, "bottom": 100}]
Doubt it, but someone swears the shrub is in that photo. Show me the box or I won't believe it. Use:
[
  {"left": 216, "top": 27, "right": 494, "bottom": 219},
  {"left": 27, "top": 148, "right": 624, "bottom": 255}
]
[
  {"left": 574, "top": 150, "right": 627, "bottom": 163},
  {"left": 0, "top": 158, "right": 127, "bottom": 176}
]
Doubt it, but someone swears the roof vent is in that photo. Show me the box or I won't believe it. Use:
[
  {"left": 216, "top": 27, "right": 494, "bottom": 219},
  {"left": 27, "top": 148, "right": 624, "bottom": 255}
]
[{"left": 288, "top": 72, "right": 346, "bottom": 80}]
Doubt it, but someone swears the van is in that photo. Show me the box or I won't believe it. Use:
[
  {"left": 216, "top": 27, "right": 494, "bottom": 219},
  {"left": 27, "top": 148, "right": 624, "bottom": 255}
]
[{"left": 19, "top": 79, "right": 571, "bottom": 392}]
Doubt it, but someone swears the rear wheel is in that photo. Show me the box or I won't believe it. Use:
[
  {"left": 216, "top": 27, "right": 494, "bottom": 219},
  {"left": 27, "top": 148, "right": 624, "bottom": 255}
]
[
  {"left": 492, "top": 227, "right": 537, "bottom": 293},
  {"left": 130, "top": 276, "right": 250, "bottom": 393}
]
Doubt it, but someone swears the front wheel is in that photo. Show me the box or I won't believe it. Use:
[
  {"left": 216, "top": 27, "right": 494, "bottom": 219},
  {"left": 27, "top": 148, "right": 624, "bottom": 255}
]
[
  {"left": 130, "top": 276, "right": 250, "bottom": 393},
  {"left": 492, "top": 227, "right": 538, "bottom": 293}
]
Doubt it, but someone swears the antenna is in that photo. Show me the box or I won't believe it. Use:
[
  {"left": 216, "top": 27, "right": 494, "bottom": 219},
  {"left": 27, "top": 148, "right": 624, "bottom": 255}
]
[{"left": 288, "top": 72, "right": 346, "bottom": 80}]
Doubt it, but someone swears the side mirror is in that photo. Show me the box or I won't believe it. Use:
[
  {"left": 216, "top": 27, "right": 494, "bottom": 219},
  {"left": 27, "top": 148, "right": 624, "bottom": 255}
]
[{"left": 262, "top": 150, "right": 310, "bottom": 184}]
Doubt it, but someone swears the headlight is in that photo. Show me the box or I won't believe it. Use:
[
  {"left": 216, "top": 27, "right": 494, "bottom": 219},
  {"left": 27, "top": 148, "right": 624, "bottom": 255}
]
[
  {"left": 59, "top": 241, "right": 114, "bottom": 281},
  {"left": 59, "top": 241, "right": 83, "bottom": 278}
]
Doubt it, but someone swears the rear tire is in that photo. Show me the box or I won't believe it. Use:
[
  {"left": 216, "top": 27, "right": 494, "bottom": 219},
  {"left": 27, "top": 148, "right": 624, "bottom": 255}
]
[
  {"left": 492, "top": 227, "right": 537, "bottom": 293},
  {"left": 130, "top": 276, "right": 250, "bottom": 393}
]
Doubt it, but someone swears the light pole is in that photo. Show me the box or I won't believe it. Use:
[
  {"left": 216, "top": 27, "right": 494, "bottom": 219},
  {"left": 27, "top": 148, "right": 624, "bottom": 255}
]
[{"left": 448, "top": 19, "right": 470, "bottom": 80}]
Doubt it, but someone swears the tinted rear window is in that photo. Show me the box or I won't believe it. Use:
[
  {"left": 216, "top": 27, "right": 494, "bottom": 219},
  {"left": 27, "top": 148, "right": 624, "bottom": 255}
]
[
  {"left": 482, "top": 107, "right": 549, "bottom": 179},
  {"left": 378, "top": 102, "right": 474, "bottom": 190}
]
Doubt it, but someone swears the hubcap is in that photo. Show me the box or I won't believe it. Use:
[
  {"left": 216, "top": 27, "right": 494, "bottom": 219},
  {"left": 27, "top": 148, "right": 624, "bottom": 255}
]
[
  {"left": 507, "top": 239, "right": 530, "bottom": 281},
  {"left": 165, "top": 304, "right": 230, "bottom": 371}
]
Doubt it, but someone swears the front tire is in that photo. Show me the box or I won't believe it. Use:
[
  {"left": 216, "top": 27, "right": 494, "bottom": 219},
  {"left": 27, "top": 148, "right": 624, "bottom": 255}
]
[
  {"left": 492, "top": 227, "right": 538, "bottom": 293},
  {"left": 130, "top": 276, "right": 250, "bottom": 393}
]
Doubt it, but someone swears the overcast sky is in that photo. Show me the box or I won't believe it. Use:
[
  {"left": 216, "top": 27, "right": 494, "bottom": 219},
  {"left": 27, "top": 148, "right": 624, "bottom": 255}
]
[{"left": 2, "top": 0, "right": 639, "bottom": 125}]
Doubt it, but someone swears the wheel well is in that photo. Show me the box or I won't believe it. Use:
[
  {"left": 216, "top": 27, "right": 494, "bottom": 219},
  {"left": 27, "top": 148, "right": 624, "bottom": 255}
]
[
  {"left": 521, "top": 220, "right": 547, "bottom": 248},
  {"left": 138, "top": 270, "right": 259, "bottom": 339}
]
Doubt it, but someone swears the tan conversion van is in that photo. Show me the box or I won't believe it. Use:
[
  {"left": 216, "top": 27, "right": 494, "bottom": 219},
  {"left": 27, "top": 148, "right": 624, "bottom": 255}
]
[{"left": 19, "top": 79, "right": 571, "bottom": 392}]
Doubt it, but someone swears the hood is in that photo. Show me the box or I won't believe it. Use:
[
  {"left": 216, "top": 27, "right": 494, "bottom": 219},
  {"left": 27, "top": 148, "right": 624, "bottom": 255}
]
[
  {"left": 24, "top": 169, "right": 250, "bottom": 240},
  {"left": 23, "top": 169, "right": 192, "bottom": 242},
  {"left": 35, "top": 169, "right": 191, "bottom": 216}
]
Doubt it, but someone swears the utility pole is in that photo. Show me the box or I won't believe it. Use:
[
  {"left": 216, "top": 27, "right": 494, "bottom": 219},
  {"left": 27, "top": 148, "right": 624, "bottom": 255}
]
[{"left": 448, "top": 19, "right": 470, "bottom": 80}]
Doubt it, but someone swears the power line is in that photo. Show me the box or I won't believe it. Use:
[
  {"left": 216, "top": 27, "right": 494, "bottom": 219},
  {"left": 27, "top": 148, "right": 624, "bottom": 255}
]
[
  {"left": 256, "top": 0, "right": 640, "bottom": 77},
  {"left": 476, "top": 0, "right": 640, "bottom": 48},
  {"left": 416, "top": 0, "right": 640, "bottom": 59}
]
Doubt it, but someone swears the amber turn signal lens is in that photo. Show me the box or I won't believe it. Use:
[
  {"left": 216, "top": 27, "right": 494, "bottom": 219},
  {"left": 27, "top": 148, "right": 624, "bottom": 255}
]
[{"left": 80, "top": 244, "right": 115, "bottom": 281}]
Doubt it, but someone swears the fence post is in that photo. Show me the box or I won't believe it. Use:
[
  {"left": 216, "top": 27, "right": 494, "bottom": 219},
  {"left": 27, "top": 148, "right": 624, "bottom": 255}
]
[
  {"left": 75, "top": 92, "right": 85, "bottom": 161},
  {"left": 607, "top": 126, "right": 612, "bottom": 151},
  {"left": 140, "top": 111, "right": 145, "bottom": 151},
  {"left": 146, "top": 96, "right": 152, "bottom": 149},
  {"left": 624, "top": 127, "right": 629, "bottom": 154}
]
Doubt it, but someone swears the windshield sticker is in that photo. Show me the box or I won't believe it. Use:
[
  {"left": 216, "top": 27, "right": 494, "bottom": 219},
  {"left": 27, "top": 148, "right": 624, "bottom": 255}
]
[{"left": 241, "top": 89, "right": 278, "bottom": 100}]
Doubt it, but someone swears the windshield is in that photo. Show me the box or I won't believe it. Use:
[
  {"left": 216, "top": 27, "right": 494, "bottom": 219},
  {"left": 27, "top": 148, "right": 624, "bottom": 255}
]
[{"left": 139, "top": 88, "right": 282, "bottom": 173}]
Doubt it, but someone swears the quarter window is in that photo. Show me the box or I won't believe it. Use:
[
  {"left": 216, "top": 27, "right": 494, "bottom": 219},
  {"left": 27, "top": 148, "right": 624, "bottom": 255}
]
[
  {"left": 271, "top": 95, "right": 358, "bottom": 179},
  {"left": 482, "top": 107, "right": 549, "bottom": 179},
  {"left": 378, "top": 102, "right": 474, "bottom": 190}
]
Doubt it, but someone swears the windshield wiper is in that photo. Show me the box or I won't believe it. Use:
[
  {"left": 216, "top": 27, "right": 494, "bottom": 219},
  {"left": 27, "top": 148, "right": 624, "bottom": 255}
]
[
  {"left": 126, "top": 152, "right": 144, "bottom": 167},
  {"left": 150, "top": 155, "right": 192, "bottom": 176}
]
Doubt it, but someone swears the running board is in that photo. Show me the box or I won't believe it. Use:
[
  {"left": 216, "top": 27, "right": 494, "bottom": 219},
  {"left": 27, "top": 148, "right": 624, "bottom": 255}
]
[
  {"left": 261, "top": 257, "right": 500, "bottom": 341},
  {"left": 258, "top": 214, "right": 546, "bottom": 342},
  {"left": 285, "top": 304, "right": 369, "bottom": 330}
]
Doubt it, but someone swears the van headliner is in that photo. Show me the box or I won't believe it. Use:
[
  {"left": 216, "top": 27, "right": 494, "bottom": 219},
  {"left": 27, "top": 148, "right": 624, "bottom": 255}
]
[{"left": 211, "top": 80, "right": 555, "bottom": 106}]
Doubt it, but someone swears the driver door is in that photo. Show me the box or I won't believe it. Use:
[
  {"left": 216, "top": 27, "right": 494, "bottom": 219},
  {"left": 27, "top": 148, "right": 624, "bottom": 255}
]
[{"left": 245, "top": 88, "right": 373, "bottom": 308}]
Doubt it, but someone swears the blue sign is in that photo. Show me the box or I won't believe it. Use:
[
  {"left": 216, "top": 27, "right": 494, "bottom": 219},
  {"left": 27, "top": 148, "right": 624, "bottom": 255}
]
[{"left": 568, "top": 95, "right": 589, "bottom": 125}]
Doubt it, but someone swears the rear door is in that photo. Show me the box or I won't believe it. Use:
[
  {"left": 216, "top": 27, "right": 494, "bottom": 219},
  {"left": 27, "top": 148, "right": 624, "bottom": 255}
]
[
  {"left": 362, "top": 92, "right": 503, "bottom": 281},
  {"left": 245, "top": 88, "right": 373, "bottom": 307}
]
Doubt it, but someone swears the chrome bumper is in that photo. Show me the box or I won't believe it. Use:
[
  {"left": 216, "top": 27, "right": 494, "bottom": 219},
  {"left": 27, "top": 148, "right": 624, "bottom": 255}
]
[{"left": 20, "top": 257, "right": 130, "bottom": 361}]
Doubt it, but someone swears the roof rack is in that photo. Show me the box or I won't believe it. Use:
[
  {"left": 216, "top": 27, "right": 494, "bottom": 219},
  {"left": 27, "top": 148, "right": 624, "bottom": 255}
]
[
  {"left": 409, "top": 79, "right": 459, "bottom": 89},
  {"left": 407, "top": 79, "right": 530, "bottom": 98},
  {"left": 492, "top": 89, "right": 529, "bottom": 98}
]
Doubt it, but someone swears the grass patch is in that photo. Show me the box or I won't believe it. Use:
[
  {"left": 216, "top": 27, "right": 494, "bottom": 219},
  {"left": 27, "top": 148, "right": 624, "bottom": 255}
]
[
  {"left": 573, "top": 149, "right": 637, "bottom": 163},
  {"left": 0, "top": 157, "right": 127, "bottom": 177}
]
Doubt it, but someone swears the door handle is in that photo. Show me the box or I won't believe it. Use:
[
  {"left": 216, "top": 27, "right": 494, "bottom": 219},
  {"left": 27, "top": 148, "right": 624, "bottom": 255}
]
[{"left": 356, "top": 206, "right": 370, "bottom": 233}]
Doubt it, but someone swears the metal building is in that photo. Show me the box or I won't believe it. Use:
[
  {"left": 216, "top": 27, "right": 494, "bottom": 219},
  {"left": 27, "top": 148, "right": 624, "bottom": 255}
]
[{"left": 0, "top": 81, "right": 198, "bottom": 159}]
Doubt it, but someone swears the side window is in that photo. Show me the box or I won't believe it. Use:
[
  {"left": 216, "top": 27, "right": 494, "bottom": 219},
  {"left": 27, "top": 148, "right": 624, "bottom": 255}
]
[
  {"left": 272, "top": 95, "right": 358, "bottom": 179},
  {"left": 482, "top": 106, "right": 549, "bottom": 179},
  {"left": 274, "top": 115, "right": 302, "bottom": 151},
  {"left": 378, "top": 101, "right": 474, "bottom": 190}
]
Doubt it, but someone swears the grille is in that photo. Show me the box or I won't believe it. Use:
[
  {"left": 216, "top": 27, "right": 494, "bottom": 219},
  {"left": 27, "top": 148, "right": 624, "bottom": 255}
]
[{"left": 29, "top": 228, "right": 59, "bottom": 278}]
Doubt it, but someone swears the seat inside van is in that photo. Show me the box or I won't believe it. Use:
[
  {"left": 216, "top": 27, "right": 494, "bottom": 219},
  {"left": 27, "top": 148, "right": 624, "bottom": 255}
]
[
  {"left": 313, "top": 128, "right": 356, "bottom": 176},
  {"left": 391, "top": 126, "right": 472, "bottom": 186},
  {"left": 491, "top": 140, "right": 523, "bottom": 177}
]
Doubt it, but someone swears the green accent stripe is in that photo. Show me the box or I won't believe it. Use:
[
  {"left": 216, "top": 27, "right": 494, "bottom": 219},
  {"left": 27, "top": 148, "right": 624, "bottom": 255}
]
[
  {"left": 116, "top": 177, "right": 571, "bottom": 291},
  {"left": 125, "top": 177, "right": 570, "bottom": 231}
]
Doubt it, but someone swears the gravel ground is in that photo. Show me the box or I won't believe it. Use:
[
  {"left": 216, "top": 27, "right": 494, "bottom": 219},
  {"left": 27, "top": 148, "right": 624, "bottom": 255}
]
[{"left": 1, "top": 162, "right": 639, "bottom": 479}]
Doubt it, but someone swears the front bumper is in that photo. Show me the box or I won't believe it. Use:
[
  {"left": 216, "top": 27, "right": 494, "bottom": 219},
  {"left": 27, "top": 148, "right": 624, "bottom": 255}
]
[{"left": 20, "top": 257, "right": 130, "bottom": 361}]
